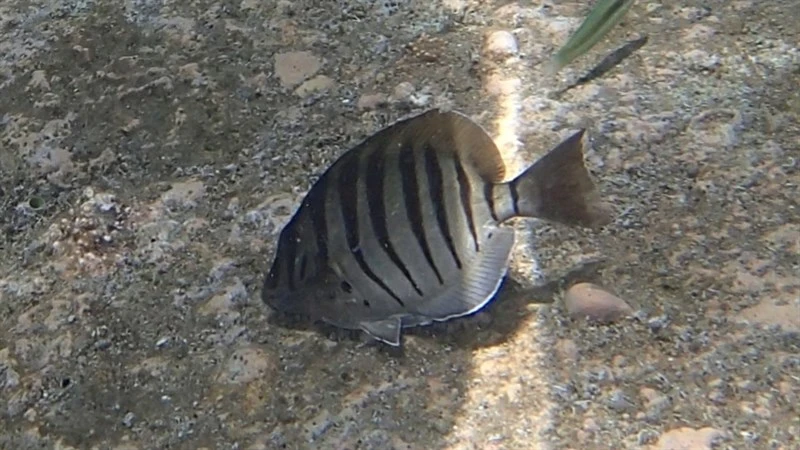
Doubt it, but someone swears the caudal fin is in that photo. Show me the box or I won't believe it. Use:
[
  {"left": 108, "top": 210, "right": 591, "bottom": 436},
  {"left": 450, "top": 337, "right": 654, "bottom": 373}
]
[{"left": 506, "top": 129, "right": 612, "bottom": 228}]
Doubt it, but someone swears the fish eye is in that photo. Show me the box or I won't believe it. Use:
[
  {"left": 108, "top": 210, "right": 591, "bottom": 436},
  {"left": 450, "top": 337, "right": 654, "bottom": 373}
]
[
  {"left": 363, "top": 300, "right": 370, "bottom": 307},
  {"left": 340, "top": 281, "right": 353, "bottom": 293}
]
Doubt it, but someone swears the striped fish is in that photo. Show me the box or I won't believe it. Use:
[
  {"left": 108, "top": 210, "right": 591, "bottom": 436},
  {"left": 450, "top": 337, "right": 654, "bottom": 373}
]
[{"left": 262, "top": 109, "right": 611, "bottom": 346}]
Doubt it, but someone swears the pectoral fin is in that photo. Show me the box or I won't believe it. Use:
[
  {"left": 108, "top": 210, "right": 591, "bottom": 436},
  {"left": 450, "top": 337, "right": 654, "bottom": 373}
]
[{"left": 360, "top": 317, "right": 402, "bottom": 347}]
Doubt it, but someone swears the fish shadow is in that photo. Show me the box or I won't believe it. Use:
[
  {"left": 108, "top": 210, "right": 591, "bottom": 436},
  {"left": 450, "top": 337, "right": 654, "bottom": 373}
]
[{"left": 265, "top": 258, "right": 607, "bottom": 352}]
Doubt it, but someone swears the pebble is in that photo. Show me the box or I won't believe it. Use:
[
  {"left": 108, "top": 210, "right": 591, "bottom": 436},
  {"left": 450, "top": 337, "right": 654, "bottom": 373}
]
[
  {"left": 294, "top": 75, "right": 334, "bottom": 98},
  {"left": 483, "top": 30, "right": 518, "bottom": 58},
  {"left": 582, "top": 417, "right": 599, "bottom": 433},
  {"left": 648, "top": 427, "right": 727, "bottom": 450},
  {"left": 554, "top": 338, "right": 579, "bottom": 364},
  {"left": 563, "top": 283, "right": 634, "bottom": 323},
  {"left": 647, "top": 315, "right": 670, "bottom": 333},
  {"left": 304, "top": 409, "right": 334, "bottom": 442},
  {"left": 161, "top": 179, "right": 205, "bottom": 210},
  {"left": 273, "top": 51, "right": 322, "bottom": 88},
  {"left": 23, "top": 408, "right": 37, "bottom": 422},
  {"left": 642, "top": 394, "right": 672, "bottom": 422},
  {"left": 357, "top": 93, "right": 388, "bottom": 110},
  {"left": 122, "top": 411, "right": 136, "bottom": 428},
  {"left": 683, "top": 49, "right": 721, "bottom": 71},
  {"left": 606, "top": 388, "right": 635, "bottom": 412},
  {"left": 359, "top": 429, "right": 392, "bottom": 449},
  {"left": 389, "top": 81, "right": 416, "bottom": 104}
]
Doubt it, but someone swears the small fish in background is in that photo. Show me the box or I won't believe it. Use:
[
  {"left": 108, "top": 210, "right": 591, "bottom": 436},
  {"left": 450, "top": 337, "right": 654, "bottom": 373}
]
[
  {"left": 552, "top": 34, "right": 649, "bottom": 98},
  {"left": 545, "top": 0, "right": 636, "bottom": 75},
  {"left": 262, "top": 109, "right": 612, "bottom": 346}
]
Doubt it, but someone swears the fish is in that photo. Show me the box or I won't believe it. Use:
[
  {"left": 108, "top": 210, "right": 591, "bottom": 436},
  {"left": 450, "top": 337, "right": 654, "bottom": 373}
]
[
  {"left": 262, "top": 109, "right": 612, "bottom": 346},
  {"left": 552, "top": 34, "right": 648, "bottom": 98},
  {"left": 545, "top": 0, "right": 636, "bottom": 75}
]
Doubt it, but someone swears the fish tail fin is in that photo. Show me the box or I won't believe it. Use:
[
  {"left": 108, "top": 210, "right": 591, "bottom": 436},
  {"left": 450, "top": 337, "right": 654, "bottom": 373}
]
[{"left": 506, "top": 129, "right": 612, "bottom": 228}]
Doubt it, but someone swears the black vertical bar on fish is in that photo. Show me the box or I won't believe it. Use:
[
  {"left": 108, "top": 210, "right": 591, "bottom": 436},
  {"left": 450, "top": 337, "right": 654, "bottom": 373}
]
[
  {"left": 484, "top": 183, "right": 499, "bottom": 222},
  {"left": 454, "top": 156, "right": 480, "bottom": 252},
  {"left": 265, "top": 249, "right": 282, "bottom": 289},
  {"left": 298, "top": 254, "right": 308, "bottom": 281},
  {"left": 338, "top": 153, "right": 406, "bottom": 307},
  {"left": 424, "top": 145, "right": 462, "bottom": 269},
  {"left": 398, "top": 145, "right": 445, "bottom": 285},
  {"left": 282, "top": 227, "right": 299, "bottom": 290},
  {"left": 306, "top": 175, "right": 329, "bottom": 264},
  {"left": 509, "top": 180, "right": 521, "bottom": 216},
  {"left": 365, "top": 148, "right": 424, "bottom": 296}
]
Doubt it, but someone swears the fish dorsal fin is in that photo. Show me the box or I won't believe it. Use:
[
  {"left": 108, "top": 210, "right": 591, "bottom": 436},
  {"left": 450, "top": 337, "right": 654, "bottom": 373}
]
[{"left": 371, "top": 109, "right": 506, "bottom": 183}]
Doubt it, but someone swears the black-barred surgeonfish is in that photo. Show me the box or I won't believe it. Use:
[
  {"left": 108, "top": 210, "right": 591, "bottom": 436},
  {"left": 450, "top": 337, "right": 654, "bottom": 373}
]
[{"left": 262, "top": 109, "right": 612, "bottom": 346}]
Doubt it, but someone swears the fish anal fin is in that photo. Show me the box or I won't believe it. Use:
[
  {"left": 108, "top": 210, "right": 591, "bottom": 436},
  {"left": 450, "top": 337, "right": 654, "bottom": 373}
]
[
  {"left": 360, "top": 317, "right": 402, "bottom": 347},
  {"left": 416, "top": 227, "right": 515, "bottom": 321}
]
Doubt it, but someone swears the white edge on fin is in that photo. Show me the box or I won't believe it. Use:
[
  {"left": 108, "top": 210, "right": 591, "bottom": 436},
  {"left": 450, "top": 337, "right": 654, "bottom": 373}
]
[
  {"left": 432, "top": 267, "right": 510, "bottom": 323},
  {"left": 432, "top": 227, "right": 515, "bottom": 323}
]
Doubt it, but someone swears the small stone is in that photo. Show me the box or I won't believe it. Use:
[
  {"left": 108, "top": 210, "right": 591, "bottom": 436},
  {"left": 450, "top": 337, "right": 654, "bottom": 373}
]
[
  {"left": 178, "top": 62, "right": 203, "bottom": 84},
  {"left": 606, "top": 389, "right": 635, "bottom": 412},
  {"left": 304, "top": 409, "right": 334, "bottom": 441},
  {"left": 120, "top": 118, "right": 141, "bottom": 134},
  {"left": 274, "top": 51, "right": 322, "bottom": 88},
  {"left": 483, "top": 30, "right": 518, "bottom": 58},
  {"left": 611, "top": 355, "right": 627, "bottom": 368},
  {"left": 23, "top": 408, "right": 37, "bottom": 422},
  {"left": 161, "top": 179, "right": 205, "bottom": 210},
  {"left": 648, "top": 427, "right": 727, "bottom": 450},
  {"left": 27, "top": 70, "right": 51, "bottom": 91},
  {"left": 122, "top": 411, "right": 136, "bottom": 427},
  {"left": 390, "top": 81, "right": 415, "bottom": 104},
  {"left": 357, "top": 93, "right": 388, "bottom": 110},
  {"left": 294, "top": 75, "right": 335, "bottom": 98},
  {"left": 638, "top": 429, "right": 659, "bottom": 445},
  {"left": 643, "top": 394, "right": 672, "bottom": 422},
  {"left": 582, "top": 418, "right": 600, "bottom": 433},
  {"left": 736, "top": 379, "right": 757, "bottom": 393},
  {"left": 647, "top": 315, "right": 670, "bottom": 333},
  {"left": 564, "top": 283, "right": 634, "bottom": 323},
  {"left": 640, "top": 387, "right": 661, "bottom": 403},
  {"left": 707, "top": 389, "right": 727, "bottom": 405},
  {"left": 555, "top": 338, "right": 579, "bottom": 364},
  {"left": 359, "top": 429, "right": 392, "bottom": 449},
  {"left": 753, "top": 406, "right": 771, "bottom": 419},
  {"left": 683, "top": 49, "right": 721, "bottom": 71}
]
